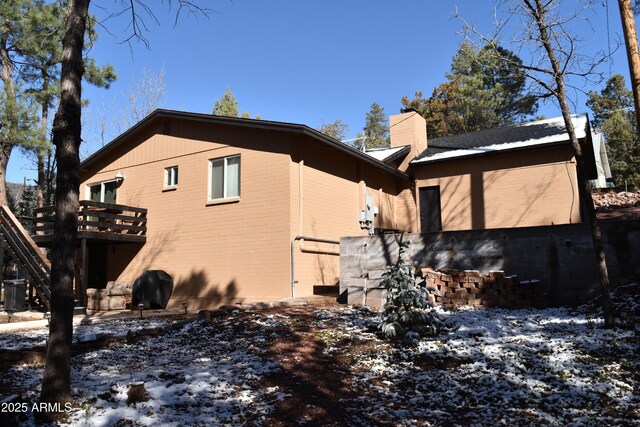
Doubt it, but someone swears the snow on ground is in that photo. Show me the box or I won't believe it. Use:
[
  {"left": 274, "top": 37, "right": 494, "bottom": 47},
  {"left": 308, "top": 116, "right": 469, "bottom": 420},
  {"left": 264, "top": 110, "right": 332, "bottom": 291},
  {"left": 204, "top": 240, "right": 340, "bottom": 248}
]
[
  {"left": 2, "top": 313, "right": 287, "bottom": 426},
  {"left": 0, "top": 317, "right": 178, "bottom": 351},
  {"left": 343, "top": 306, "right": 639, "bottom": 426},
  {"left": 1, "top": 297, "right": 639, "bottom": 426}
]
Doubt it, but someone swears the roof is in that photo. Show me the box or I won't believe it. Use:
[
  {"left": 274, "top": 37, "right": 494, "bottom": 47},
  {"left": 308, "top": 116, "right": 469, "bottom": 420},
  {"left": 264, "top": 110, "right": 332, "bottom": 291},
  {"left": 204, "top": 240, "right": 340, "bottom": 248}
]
[
  {"left": 81, "top": 109, "right": 409, "bottom": 180},
  {"left": 364, "top": 145, "right": 411, "bottom": 164},
  {"left": 412, "top": 114, "right": 589, "bottom": 164}
]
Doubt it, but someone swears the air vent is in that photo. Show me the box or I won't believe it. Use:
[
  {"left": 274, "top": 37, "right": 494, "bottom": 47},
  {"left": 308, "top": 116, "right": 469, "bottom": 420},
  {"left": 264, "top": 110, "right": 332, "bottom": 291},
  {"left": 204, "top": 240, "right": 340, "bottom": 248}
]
[{"left": 162, "top": 120, "right": 171, "bottom": 135}]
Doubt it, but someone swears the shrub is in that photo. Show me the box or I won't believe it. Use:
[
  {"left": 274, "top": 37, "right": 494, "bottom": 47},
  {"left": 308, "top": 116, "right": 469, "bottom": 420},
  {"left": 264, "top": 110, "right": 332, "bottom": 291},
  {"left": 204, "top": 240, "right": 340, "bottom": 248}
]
[{"left": 379, "top": 241, "right": 448, "bottom": 339}]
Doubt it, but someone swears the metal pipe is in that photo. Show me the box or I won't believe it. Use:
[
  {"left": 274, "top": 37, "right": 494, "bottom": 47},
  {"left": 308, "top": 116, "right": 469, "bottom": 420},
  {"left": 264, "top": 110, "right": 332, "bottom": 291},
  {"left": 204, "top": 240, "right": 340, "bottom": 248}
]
[{"left": 290, "top": 235, "right": 340, "bottom": 298}]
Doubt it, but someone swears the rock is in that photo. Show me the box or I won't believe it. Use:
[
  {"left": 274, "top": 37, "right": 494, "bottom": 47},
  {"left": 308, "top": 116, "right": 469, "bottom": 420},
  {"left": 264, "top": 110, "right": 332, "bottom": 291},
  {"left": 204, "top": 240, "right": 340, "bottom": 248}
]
[{"left": 127, "top": 382, "right": 147, "bottom": 406}]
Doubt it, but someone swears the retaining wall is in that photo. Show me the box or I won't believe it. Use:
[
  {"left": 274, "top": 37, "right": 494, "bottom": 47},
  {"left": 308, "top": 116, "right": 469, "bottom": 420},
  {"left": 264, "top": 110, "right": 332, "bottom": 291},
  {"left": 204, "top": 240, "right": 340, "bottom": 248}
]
[{"left": 340, "top": 219, "right": 640, "bottom": 307}]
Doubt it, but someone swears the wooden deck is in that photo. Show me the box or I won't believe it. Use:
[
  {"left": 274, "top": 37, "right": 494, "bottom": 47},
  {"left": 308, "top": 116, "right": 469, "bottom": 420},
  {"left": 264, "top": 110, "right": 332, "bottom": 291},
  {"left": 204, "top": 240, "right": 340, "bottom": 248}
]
[{"left": 32, "top": 200, "right": 147, "bottom": 247}]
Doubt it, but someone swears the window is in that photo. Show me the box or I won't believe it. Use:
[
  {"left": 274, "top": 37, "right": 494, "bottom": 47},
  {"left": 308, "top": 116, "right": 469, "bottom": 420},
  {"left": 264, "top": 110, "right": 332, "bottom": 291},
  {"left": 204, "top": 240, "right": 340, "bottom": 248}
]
[
  {"left": 87, "top": 180, "right": 117, "bottom": 203},
  {"left": 209, "top": 155, "right": 240, "bottom": 201},
  {"left": 164, "top": 166, "right": 179, "bottom": 187}
]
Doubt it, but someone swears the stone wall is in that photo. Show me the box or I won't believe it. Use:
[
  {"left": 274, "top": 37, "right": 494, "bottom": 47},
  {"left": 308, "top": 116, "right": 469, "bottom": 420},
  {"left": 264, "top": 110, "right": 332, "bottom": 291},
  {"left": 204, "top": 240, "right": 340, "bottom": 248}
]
[
  {"left": 340, "top": 219, "right": 640, "bottom": 307},
  {"left": 86, "top": 281, "right": 132, "bottom": 312}
]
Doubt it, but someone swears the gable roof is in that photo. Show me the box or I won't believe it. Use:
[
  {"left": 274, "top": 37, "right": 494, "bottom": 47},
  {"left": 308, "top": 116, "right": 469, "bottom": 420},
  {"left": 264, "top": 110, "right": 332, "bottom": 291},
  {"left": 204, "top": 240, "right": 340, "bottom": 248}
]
[
  {"left": 81, "top": 109, "right": 409, "bottom": 180},
  {"left": 412, "top": 114, "right": 590, "bottom": 164}
]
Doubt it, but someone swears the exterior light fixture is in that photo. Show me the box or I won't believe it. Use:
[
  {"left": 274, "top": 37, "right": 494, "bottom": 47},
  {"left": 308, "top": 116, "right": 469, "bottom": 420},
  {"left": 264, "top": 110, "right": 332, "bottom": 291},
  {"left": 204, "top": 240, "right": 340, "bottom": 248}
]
[
  {"left": 138, "top": 303, "right": 144, "bottom": 319},
  {"left": 181, "top": 301, "right": 188, "bottom": 314},
  {"left": 115, "top": 171, "right": 125, "bottom": 182}
]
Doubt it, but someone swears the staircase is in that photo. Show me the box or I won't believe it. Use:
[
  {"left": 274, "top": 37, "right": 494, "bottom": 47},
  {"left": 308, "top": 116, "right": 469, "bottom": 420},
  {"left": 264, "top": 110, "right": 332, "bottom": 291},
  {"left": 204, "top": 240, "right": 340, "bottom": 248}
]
[{"left": 0, "top": 206, "right": 51, "bottom": 309}]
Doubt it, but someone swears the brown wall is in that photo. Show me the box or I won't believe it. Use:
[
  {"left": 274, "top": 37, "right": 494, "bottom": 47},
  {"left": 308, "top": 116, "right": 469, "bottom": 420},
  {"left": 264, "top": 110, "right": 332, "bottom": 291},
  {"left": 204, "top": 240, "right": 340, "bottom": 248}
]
[
  {"left": 81, "top": 119, "right": 294, "bottom": 308},
  {"left": 80, "top": 118, "right": 412, "bottom": 307},
  {"left": 413, "top": 146, "right": 581, "bottom": 231},
  {"left": 287, "top": 138, "right": 410, "bottom": 297}
]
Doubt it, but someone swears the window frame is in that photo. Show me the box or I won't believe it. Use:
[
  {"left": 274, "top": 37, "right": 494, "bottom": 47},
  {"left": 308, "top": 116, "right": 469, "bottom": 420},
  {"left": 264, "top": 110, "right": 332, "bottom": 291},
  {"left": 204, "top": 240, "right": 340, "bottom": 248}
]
[
  {"left": 85, "top": 179, "right": 118, "bottom": 204},
  {"left": 164, "top": 165, "right": 179, "bottom": 188},
  {"left": 208, "top": 154, "right": 241, "bottom": 202}
]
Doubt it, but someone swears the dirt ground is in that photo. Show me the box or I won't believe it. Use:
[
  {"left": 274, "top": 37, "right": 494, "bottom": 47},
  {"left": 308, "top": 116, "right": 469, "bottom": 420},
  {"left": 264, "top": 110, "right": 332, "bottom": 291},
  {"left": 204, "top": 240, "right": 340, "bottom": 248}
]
[{"left": 204, "top": 300, "right": 393, "bottom": 426}]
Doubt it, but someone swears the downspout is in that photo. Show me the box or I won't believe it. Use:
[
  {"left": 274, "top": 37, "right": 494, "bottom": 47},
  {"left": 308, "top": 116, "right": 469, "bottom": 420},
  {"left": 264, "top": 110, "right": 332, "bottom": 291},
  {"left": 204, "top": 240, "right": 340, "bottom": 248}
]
[{"left": 290, "top": 236, "right": 340, "bottom": 298}]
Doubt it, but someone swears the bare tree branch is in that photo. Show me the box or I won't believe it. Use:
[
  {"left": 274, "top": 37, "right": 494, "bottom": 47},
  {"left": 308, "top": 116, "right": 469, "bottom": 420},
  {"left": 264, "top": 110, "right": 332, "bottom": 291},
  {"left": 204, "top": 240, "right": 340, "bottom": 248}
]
[
  {"left": 94, "top": 0, "right": 210, "bottom": 53},
  {"left": 458, "top": 0, "right": 615, "bottom": 327}
]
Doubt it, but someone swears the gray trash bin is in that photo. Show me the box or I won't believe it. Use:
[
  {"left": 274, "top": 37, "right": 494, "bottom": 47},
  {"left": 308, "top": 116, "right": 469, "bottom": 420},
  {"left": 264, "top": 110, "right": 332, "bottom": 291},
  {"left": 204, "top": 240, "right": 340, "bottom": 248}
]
[{"left": 4, "top": 279, "right": 27, "bottom": 312}]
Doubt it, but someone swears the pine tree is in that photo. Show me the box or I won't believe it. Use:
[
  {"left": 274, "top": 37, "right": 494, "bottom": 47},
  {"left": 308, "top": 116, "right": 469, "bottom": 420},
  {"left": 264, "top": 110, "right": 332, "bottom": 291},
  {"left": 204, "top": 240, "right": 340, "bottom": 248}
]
[
  {"left": 319, "top": 119, "right": 349, "bottom": 140},
  {"left": 363, "top": 102, "right": 388, "bottom": 149},
  {"left": 0, "top": 0, "right": 41, "bottom": 206},
  {"left": 402, "top": 43, "right": 537, "bottom": 139},
  {"left": 17, "top": 183, "right": 36, "bottom": 231},
  {"left": 212, "top": 88, "right": 239, "bottom": 117},
  {"left": 211, "top": 88, "right": 258, "bottom": 119},
  {"left": 12, "top": 1, "right": 115, "bottom": 207},
  {"left": 380, "top": 241, "right": 450, "bottom": 340}
]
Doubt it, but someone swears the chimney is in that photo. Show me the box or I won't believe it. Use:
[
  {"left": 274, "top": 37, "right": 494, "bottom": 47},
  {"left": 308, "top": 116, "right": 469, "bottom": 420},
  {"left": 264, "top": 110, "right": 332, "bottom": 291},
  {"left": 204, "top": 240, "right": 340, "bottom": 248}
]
[{"left": 389, "top": 109, "right": 427, "bottom": 172}]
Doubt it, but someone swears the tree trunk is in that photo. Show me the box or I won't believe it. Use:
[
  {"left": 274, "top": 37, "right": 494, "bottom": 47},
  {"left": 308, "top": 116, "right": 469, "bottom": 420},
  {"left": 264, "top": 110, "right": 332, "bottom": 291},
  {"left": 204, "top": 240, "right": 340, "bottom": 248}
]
[
  {"left": 530, "top": 0, "right": 614, "bottom": 328},
  {"left": 45, "top": 147, "right": 55, "bottom": 206},
  {"left": 37, "top": 74, "right": 50, "bottom": 209},
  {"left": 618, "top": 0, "right": 640, "bottom": 137},
  {"left": 0, "top": 144, "right": 12, "bottom": 207},
  {"left": 40, "top": 0, "right": 90, "bottom": 408},
  {"left": 37, "top": 149, "right": 45, "bottom": 208},
  {"left": 0, "top": 22, "right": 16, "bottom": 207}
]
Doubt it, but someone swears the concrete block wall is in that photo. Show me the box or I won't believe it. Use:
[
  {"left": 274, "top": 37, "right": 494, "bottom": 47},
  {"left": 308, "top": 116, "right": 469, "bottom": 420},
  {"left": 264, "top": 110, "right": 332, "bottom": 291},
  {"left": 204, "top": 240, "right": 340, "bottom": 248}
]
[{"left": 340, "top": 219, "right": 640, "bottom": 307}]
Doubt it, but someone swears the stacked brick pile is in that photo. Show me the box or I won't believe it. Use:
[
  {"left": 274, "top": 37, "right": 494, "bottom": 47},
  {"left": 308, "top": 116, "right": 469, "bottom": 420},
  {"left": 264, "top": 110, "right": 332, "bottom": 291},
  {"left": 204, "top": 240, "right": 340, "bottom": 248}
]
[
  {"left": 421, "top": 268, "right": 547, "bottom": 309},
  {"left": 86, "top": 281, "right": 132, "bottom": 312}
]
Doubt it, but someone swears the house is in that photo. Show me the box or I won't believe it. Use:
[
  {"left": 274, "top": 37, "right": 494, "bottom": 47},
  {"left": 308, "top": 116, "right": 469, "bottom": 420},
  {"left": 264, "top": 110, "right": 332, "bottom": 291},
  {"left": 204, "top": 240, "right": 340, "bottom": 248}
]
[
  {"left": 76, "top": 110, "right": 415, "bottom": 309},
  {"left": 60, "top": 109, "right": 599, "bottom": 309},
  {"left": 404, "top": 112, "right": 598, "bottom": 231}
]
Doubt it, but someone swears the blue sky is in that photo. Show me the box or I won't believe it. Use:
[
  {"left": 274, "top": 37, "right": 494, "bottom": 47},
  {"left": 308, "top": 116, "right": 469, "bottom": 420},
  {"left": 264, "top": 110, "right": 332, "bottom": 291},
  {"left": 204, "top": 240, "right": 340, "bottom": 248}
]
[{"left": 7, "top": 0, "right": 631, "bottom": 183}]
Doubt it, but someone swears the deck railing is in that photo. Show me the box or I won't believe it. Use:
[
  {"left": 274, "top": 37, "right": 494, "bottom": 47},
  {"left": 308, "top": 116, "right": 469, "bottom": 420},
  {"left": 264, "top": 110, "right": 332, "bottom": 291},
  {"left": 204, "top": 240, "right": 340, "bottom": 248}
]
[{"left": 33, "top": 200, "right": 147, "bottom": 238}]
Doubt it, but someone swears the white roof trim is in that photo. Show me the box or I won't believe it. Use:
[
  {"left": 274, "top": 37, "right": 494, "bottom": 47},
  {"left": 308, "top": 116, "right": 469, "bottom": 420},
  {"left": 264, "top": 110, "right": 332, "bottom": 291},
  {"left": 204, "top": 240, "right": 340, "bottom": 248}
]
[{"left": 412, "top": 115, "right": 588, "bottom": 164}]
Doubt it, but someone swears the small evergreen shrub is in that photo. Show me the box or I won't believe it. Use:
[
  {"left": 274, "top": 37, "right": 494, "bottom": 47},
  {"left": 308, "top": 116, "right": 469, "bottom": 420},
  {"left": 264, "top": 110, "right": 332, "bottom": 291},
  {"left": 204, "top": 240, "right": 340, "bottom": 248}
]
[{"left": 379, "top": 241, "right": 448, "bottom": 340}]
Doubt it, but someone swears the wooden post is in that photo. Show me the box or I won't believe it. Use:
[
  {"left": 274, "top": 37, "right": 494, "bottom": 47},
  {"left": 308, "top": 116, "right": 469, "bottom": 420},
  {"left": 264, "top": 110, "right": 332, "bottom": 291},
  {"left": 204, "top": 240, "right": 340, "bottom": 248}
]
[
  {"left": 80, "top": 238, "right": 87, "bottom": 307},
  {"left": 619, "top": 0, "right": 640, "bottom": 135},
  {"left": 0, "top": 240, "right": 4, "bottom": 282}
]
